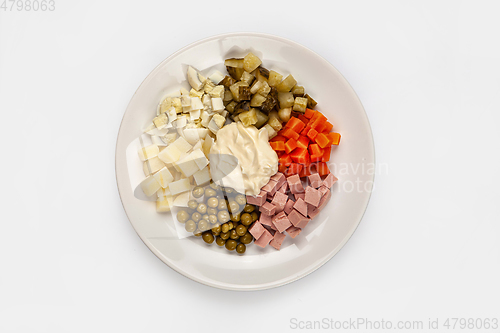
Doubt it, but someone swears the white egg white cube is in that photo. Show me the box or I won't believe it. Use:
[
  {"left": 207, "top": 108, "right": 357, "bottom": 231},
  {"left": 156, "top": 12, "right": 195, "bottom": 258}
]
[
  {"left": 189, "top": 110, "right": 201, "bottom": 121},
  {"left": 190, "top": 97, "right": 204, "bottom": 111},
  {"left": 211, "top": 97, "right": 224, "bottom": 112},
  {"left": 208, "top": 71, "right": 225, "bottom": 84}
]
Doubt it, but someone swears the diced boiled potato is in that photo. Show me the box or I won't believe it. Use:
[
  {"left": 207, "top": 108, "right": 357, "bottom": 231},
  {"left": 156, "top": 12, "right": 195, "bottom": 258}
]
[
  {"left": 239, "top": 108, "right": 258, "bottom": 127},
  {"left": 293, "top": 96, "right": 308, "bottom": 112},
  {"left": 229, "top": 81, "right": 249, "bottom": 102},
  {"left": 211, "top": 97, "right": 224, "bottom": 112},
  {"left": 305, "top": 93, "right": 317, "bottom": 108},
  {"left": 190, "top": 88, "right": 203, "bottom": 98},
  {"left": 176, "top": 152, "right": 200, "bottom": 177},
  {"left": 171, "top": 136, "right": 192, "bottom": 154},
  {"left": 221, "top": 110, "right": 228, "bottom": 118},
  {"left": 158, "top": 144, "right": 182, "bottom": 164},
  {"left": 202, "top": 94, "right": 212, "bottom": 107},
  {"left": 138, "top": 144, "right": 159, "bottom": 161},
  {"left": 190, "top": 149, "right": 209, "bottom": 169},
  {"left": 156, "top": 195, "right": 173, "bottom": 212},
  {"left": 193, "top": 166, "right": 211, "bottom": 185},
  {"left": 254, "top": 110, "right": 269, "bottom": 128},
  {"left": 291, "top": 85, "right": 305, "bottom": 97},
  {"left": 278, "top": 107, "right": 292, "bottom": 122},
  {"left": 174, "top": 115, "right": 187, "bottom": 128},
  {"left": 168, "top": 178, "right": 191, "bottom": 195},
  {"left": 209, "top": 85, "right": 225, "bottom": 99},
  {"left": 196, "top": 128, "right": 208, "bottom": 139},
  {"left": 192, "top": 139, "right": 203, "bottom": 151},
  {"left": 203, "top": 80, "right": 215, "bottom": 93},
  {"left": 243, "top": 52, "right": 262, "bottom": 72},
  {"left": 278, "top": 92, "right": 295, "bottom": 108},
  {"left": 268, "top": 70, "right": 283, "bottom": 87},
  {"left": 263, "top": 124, "right": 277, "bottom": 139},
  {"left": 140, "top": 175, "right": 161, "bottom": 197},
  {"left": 250, "top": 93, "right": 266, "bottom": 107},
  {"left": 223, "top": 89, "right": 233, "bottom": 102},
  {"left": 209, "top": 70, "right": 225, "bottom": 84},
  {"left": 173, "top": 191, "right": 191, "bottom": 207},
  {"left": 240, "top": 71, "right": 254, "bottom": 85},
  {"left": 198, "top": 72, "right": 207, "bottom": 84},
  {"left": 143, "top": 156, "right": 165, "bottom": 175},
  {"left": 153, "top": 167, "right": 174, "bottom": 188},
  {"left": 143, "top": 123, "right": 156, "bottom": 135},
  {"left": 153, "top": 113, "right": 168, "bottom": 129},
  {"left": 189, "top": 110, "right": 201, "bottom": 121},
  {"left": 268, "top": 111, "right": 283, "bottom": 131},
  {"left": 226, "top": 101, "right": 237, "bottom": 113},
  {"left": 200, "top": 111, "right": 213, "bottom": 127},
  {"left": 276, "top": 74, "right": 297, "bottom": 93},
  {"left": 255, "top": 67, "right": 269, "bottom": 82},
  {"left": 162, "top": 132, "right": 177, "bottom": 144}
]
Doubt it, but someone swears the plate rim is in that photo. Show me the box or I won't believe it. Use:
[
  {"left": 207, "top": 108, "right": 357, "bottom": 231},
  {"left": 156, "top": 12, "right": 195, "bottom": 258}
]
[{"left": 115, "top": 31, "right": 375, "bottom": 291}]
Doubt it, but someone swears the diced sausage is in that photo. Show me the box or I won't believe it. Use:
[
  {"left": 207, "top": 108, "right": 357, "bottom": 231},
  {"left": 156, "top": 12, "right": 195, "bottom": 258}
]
[
  {"left": 271, "top": 211, "right": 292, "bottom": 233},
  {"left": 304, "top": 186, "right": 321, "bottom": 207},
  {"left": 246, "top": 190, "right": 267, "bottom": 206},
  {"left": 288, "top": 209, "right": 310, "bottom": 229},
  {"left": 259, "top": 202, "right": 276, "bottom": 216},
  {"left": 287, "top": 174, "right": 304, "bottom": 194},
  {"left": 254, "top": 229, "right": 274, "bottom": 248},
  {"left": 262, "top": 179, "right": 279, "bottom": 196},
  {"left": 292, "top": 197, "right": 308, "bottom": 217},
  {"left": 270, "top": 232, "right": 286, "bottom": 250},
  {"left": 322, "top": 173, "right": 338, "bottom": 189},
  {"left": 284, "top": 199, "right": 295, "bottom": 215},
  {"left": 286, "top": 226, "right": 302, "bottom": 239},
  {"left": 307, "top": 173, "right": 322, "bottom": 188},
  {"left": 271, "top": 191, "right": 288, "bottom": 212}
]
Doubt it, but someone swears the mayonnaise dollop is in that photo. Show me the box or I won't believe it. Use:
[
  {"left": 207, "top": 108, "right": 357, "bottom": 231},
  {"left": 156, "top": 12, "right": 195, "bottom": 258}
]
[{"left": 210, "top": 122, "right": 278, "bottom": 196}]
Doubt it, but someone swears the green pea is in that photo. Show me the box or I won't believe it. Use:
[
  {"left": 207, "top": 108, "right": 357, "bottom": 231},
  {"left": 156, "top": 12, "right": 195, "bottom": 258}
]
[
  {"left": 177, "top": 210, "right": 189, "bottom": 223},
  {"left": 236, "top": 243, "right": 246, "bottom": 254},
  {"left": 230, "top": 229, "right": 239, "bottom": 240},
  {"left": 212, "top": 225, "right": 221, "bottom": 234},
  {"left": 236, "top": 224, "right": 247, "bottom": 236},
  {"left": 240, "top": 213, "right": 253, "bottom": 226},
  {"left": 185, "top": 220, "right": 196, "bottom": 232},
  {"left": 239, "top": 232, "right": 253, "bottom": 244},
  {"left": 191, "top": 212, "right": 201, "bottom": 222},
  {"left": 192, "top": 186, "right": 204, "bottom": 198},
  {"left": 218, "top": 200, "right": 228, "bottom": 211},
  {"left": 202, "top": 232, "right": 214, "bottom": 244},
  {"left": 243, "top": 204, "right": 255, "bottom": 213},
  {"left": 220, "top": 232, "right": 230, "bottom": 240},
  {"left": 225, "top": 239, "right": 237, "bottom": 251},
  {"left": 198, "top": 220, "right": 209, "bottom": 232},
  {"left": 218, "top": 210, "right": 230, "bottom": 223},
  {"left": 207, "top": 207, "right": 217, "bottom": 216},
  {"left": 204, "top": 188, "right": 217, "bottom": 198},
  {"left": 228, "top": 201, "right": 240, "bottom": 214},
  {"left": 196, "top": 203, "right": 207, "bottom": 214},
  {"left": 221, "top": 223, "right": 230, "bottom": 234},
  {"left": 251, "top": 212, "right": 258, "bottom": 222},
  {"left": 208, "top": 215, "right": 218, "bottom": 224},
  {"left": 215, "top": 236, "right": 226, "bottom": 246},
  {"left": 188, "top": 200, "right": 199, "bottom": 210},
  {"left": 207, "top": 197, "right": 219, "bottom": 208},
  {"left": 230, "top": 212, "right": 241, "bottom": 222},
  {"left": 235, "top": 194, "right": 247, "bottom": 206}
]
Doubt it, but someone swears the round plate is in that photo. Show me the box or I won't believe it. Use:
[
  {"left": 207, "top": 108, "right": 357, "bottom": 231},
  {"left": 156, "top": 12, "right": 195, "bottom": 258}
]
[{"left": 116, "top": 32, "right": 374, "bottom": 291}]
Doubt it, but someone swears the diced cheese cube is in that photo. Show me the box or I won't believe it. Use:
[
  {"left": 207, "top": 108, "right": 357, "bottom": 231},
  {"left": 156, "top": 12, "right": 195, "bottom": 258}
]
[
  {"left": 153, "top": 113, "right": 168, "bottom": 129},
  {"left": 158, "top": 144, "right": 182, "bottom": 164},
  {"left": 211, "top": 97, "right": 224, "bottom": 112},
  {"left": 140, "top": 175, "right": 161, "bottom": 197},
  {"left": 200, "top": 111, "right": 213, "bottom": 127},
  {"left": 172, "top": 136, "right": 192, "bottom": 154},
  {"left": 190, "top": 149, "right": 209, "bottom": 169},
  {"left": 156, "top": 195, "right": 173, "bottom": 212},
  {"left": 168, "top": 178, "right": 191, "bottom": 195},
  {"left": 176, "top": 152, "right": 200, "bottom": 177},
  {"left": 209, "top": 71, "right": 225, "bottom": 84},
  {"left": 190, "top": 97, "right": 204, "bottom": 110},
  {"left": 209, "top": 85, "right": 224, "bottom": 99},
  {"left": 153, "top": 167, "right": 174, "bottom": 188},
  {"left": 138, "top": 144, "right": 159, "bottom": 161},
  {"left": 189, "top": 109, "right": 201, "bottom": 121},
  {"left": 143, "top": 156, "right": 165, "bottom": 174},
  {"left": 189, "top": 88, "right": 203, "bottom": 98},
  {"left": 193, "top": 166, "right": 211, "bottom": 185}
]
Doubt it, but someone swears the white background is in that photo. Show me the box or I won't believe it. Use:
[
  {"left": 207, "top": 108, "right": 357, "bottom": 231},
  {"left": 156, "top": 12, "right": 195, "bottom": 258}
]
[{"left": 1, "top": 1, "right": 499, "bottom": 332}]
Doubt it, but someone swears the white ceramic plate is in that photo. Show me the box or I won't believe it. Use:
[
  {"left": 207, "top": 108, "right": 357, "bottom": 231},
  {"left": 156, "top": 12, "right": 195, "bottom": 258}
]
[{"left": 116, "top": 32, "right": 374, "bottom": 291}]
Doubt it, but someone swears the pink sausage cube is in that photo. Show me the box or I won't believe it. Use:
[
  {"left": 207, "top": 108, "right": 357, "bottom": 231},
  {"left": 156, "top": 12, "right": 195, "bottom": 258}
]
[
  {"left": 307, "top": 173, "right": 322, "bottom": 188},
  {"left": 246, "top": 190, "right": 267, "bottom": 206},
  {"left": 254, "top": 229, "right": 274, "bottom": 248},
  {"left": 293, "top": 197, "right": 308, "bottom": 217},
  {"left": 270, "top": 232, "right": 286, "bottom": 250},
  {"left": 287, "top": 174, "right": 304, "bottom": 194},
  {"left": 271, "top": 211, "right": 292, "bottom": 233},
  {"left": 259, "top": 213, "right": 274, "bottom": 229},
  {"left": 262, "top": 179, "right": 279, "bottom": 196},
  {"left": 308, "top": 206, "right": 320, "bottom": 219},
  {"left": 284, "top": 199, "right": 295, "bottom": 215},
  {"left": 304, "top": 186, "right": 321, "bottom": 207},
  {"left": 271, "top": 172, "right": 286, "bottom": 189},
  {"left": 318, "top": 190, "right": 332, "bottom": 210},
  {"left": 322, "top": 173, "right": 338, "bottom": 189},
  {"left": 294, "top": 193, "right": 305, "bottom": 201},
  {"left": 318, "top": 185, "right": 329, "bottom": 197},
  {"left": 287, "top": 209, "right": 310, "bottom": 229},
  {"left": 259, "top": 202, "right": 276, "bottom": 216},
  {"left": 278, "top": 182, "right": 288, "bottom": 194},
  {"left": 271, "top": 191, "right": 288, "bottom": 213},
  {"left": 248, "top": 222, "right": 265, "bottom": 239},
  {"left": 286, "top": 226, "right": 302, "bottom": 239}
]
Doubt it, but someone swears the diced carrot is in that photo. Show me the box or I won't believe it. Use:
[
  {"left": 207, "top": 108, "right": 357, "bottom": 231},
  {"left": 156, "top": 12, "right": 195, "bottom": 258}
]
[
  {"left": 281, "top": 128, "right": 300, "bottom": 141},
  {"left": 285, "top": 117, "right": 306, "bottom": 133},
  {"left": 276, "top": 151, "right": 284, "bottom": 158},
  {"left": 315, "top": 132, "right": 330, "bottom": 148},
  {"left": 306, "top": 128, "right": 318, "bottom": 141},
  {"left": 284, "top": 138, "right": 298, "bottom": 154},
  {"left": 328, "top": 132, "right": 341, "bottom": 145},
  {"left": 298, "top": 114, "right": 309, "bottom": 125},
  {"left": 279, "top": 154, "right": 292, "bottom": 166},
  {"left": 301, "top": 125, "right": 311, "bottom": 136},
  {"left": 315, "top": 162, "right": 330, "bottom": 176},
  {"left": 290, "top": 148, "right": 310, "bottom": 165},
  {"left": 323, "top": 121, "right": 333, "bottom": 133},
  {"left": 270, "top": 135, "right": 287, "bottom": 142},
  {"left": 308, "top": 143, "right": 323, "bottom": 157},
  {"left": 270, "top": 141, "right": 285, "bottom": 151},
  {"left": 285, "top": 163, "right": 303, "bottom": 176},
  {"left": 322, "top": 146, "right": 331, "bottom": 162},
  {"left": 304, "top": 108, "right": 316, "bottom": 119},
  {"left": 310, "top": 114, "right": 327, "bottom": 132},
  {"left": 278, "top": 164, "right": 287, "bottom": 173},
  {"left": 296, "top": 136, "right": 310, "bottom": 149}
]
